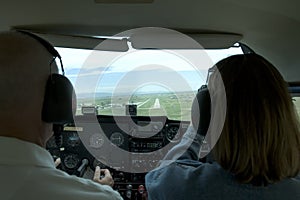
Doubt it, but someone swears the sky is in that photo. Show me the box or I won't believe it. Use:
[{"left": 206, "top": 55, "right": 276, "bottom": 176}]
[{"left": 55, "top": 46, "right": 243, "bottom": 96}]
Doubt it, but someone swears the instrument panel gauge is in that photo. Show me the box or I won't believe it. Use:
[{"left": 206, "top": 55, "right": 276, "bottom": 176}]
[
  {"left": 67, "top": 135, "right": 80, "bottom": 147},
  {"left": 166, "top": 126, "right": 180, "bottom": 142},
  {"left": 110, "top": 132, "right": 124, "bottom": 147},
  {"left": 89, "top": 133, "right": 104, "bottom": 149},
  {"left": 63, "top": 154, "right": 80, "bottom": 169},
  {"left": 46, "top": 137, "right": 58, "bottom": 148}
]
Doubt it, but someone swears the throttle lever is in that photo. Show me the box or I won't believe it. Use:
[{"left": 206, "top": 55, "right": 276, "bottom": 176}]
[{"left": 76, "top": 159, "right": 89, "bottom": 177}]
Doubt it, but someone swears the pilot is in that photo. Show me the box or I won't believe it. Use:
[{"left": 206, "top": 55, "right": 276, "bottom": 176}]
[
  {"left": 0, "top": 31, "right": 122, "bottom": 200},
  {"left": 146, "top": 54, "right": 300, "bottom": 199}
]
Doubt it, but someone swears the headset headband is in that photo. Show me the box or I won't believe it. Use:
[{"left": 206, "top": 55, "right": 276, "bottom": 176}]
[
  {"left": 16, "top": 30, "right": 75, "bottom": 124},
  {"left": 17, "top": 30, "right": 65, "bottom": 75}
]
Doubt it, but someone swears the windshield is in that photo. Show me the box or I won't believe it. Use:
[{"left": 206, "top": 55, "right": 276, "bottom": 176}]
[{"left": 56, "top": 46, "right": 243, "bottom": 121}]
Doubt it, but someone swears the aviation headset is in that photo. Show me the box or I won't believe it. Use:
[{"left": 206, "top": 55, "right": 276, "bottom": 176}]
[
  {"left": 191, "top": 46, "right": 255, "bottom": 137},
  {"left": 18, "top": 31, "right": 75, "bottom": 124},
  {"left": 191, "top": 67, "right": 214, "bottom": 137}
]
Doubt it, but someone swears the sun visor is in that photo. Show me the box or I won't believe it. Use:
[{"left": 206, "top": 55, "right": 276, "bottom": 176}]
[
  {"left": 13, "top": 26, "right": 241, "bottom": 50},
  {"left": 12, "top": 27, "right": 129, "bottom": 52},
  {"left": 188, "top": 33, "right": 243, "bottom": 49},
  {"left": 93, "top": 38, "right": 129, "bottom": 52},
  {"left": 130, "top": 28, "right": 242, "bottom": 49},
  {"left": 35, "top": 33, "right": 129, "bottom": 52}
]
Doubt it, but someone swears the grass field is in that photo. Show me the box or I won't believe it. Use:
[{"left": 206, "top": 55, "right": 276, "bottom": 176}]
[
  {"left": 76, "top": 95, "right": 300, "bottom": 122},
  {"left": 76, "top": 92, "right": 195, "bottom": 121}
]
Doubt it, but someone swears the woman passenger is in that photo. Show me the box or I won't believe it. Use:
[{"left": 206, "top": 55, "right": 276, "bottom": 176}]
[{"left": 145, "top": 54, "right": 300, "bottom": 200}]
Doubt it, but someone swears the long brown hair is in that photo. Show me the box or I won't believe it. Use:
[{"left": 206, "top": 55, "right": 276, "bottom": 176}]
[{"left": 211, "top": 54, "right": 300, "bottom": 185}]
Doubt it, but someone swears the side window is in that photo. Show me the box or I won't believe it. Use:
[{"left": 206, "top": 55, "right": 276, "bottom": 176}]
[{"left": 293, "top": 97, "right": 300, "bottom": 119}]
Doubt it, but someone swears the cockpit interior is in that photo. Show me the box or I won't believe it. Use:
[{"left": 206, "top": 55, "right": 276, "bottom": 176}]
[{"left": 0, "top": 0, "right": 300, "bottom": 199}]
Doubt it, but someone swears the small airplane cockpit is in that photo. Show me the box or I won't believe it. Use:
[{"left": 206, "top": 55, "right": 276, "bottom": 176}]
[
  {"left": 0, "top": 1, "right": 300, "bottom": 200},
  {"left": 44, "top": 29, "right": 245, "bottom": 199},
  {"left": 42, "top": 30, "right": 300, "bottom": 199}
]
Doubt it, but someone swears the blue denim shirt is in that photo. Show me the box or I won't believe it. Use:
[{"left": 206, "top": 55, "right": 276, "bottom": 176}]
[{"left": 145, "top": 127, "right": 300, "bottom": 200}]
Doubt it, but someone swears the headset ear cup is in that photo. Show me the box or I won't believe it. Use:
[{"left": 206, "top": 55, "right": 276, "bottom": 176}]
[
  {"left": 191, "top": 85, "right": 211, "bottom": 137},
  {"left": 42, "top": 74, "right": 75, "bottom": 124}
]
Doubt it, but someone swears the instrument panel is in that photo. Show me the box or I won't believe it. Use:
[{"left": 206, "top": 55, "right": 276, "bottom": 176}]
[{"left": 47, "top": 115, "right": 190, "bottom": 200}]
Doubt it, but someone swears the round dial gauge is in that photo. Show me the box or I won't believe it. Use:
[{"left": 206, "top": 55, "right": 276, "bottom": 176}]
[
  {"left": 110, "top": 132, "right": 124, "bottom": 147},
  {"left": 89, "top": 133, "right": 104, "bottom": 149},
  {"left": 46, "top": 137, "right": 57, "bottom": 148},
  {"left": 68, "top": 135, "right": 80, "bottom": 147},
  {"left": 166, "top": 126, "right": 180, "bottom": 142},
  {"left": 63, "top": 154, "right": 80, "bottom": 169}
]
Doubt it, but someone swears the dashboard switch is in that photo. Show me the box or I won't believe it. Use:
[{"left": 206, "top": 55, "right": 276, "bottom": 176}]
[
  {"left": 126, "top": 190, "right": 132, "bottom": 199},
  {"left": 126, "top": 184, "right": 133, "bottom": 190},
  {"left": 138, "top": 185, "right": 145, "bottom": 194}
]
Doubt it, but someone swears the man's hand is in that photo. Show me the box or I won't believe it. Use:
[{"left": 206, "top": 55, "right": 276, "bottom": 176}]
[
  {"left": 54, "top": 158, "right": 61, "bottom": 168},
  {"left": 93, "top": 166, "right": 114, "bottom": 187}
]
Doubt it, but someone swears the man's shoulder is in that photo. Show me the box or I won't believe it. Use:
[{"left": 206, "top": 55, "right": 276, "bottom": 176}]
[{"left": 33, "top": 168, "right": 123, "bottom": 200}]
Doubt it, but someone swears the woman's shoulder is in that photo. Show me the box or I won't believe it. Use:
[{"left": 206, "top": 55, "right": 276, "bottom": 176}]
[{"left": 146, "top": 160, "right": 229, "bottom": 187}]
